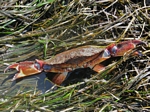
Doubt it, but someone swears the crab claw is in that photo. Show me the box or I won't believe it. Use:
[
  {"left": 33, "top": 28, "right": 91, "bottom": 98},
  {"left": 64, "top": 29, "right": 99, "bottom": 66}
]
[
  {"left": 106, "top": 40, "right": 146, "bottom": 57},
  {"left": 4, "top": 60, "right": 44, "bottom": 81}
]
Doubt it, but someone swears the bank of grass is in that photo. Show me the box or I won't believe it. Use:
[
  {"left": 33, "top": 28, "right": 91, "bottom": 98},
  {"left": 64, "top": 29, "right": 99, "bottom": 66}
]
[{"left": 0, "top": 0, "right": 150, "bottom": 111}]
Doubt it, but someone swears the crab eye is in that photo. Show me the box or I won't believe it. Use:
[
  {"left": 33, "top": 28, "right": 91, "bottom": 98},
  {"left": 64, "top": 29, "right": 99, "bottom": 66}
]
[
  {"left": 111, "top": 46, "right": 117, "bottom": 54},
  {"left": 34, "top": 62, "right": 41, "bottom": 70}
]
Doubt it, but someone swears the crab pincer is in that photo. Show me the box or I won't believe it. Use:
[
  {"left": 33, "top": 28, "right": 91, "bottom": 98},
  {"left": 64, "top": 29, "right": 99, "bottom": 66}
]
[
  {"left": 106, "top": 40, "right": 146, "bottom": 57},
  {"left": 4, "top": 61, "right": 43, "bottom": 81}
]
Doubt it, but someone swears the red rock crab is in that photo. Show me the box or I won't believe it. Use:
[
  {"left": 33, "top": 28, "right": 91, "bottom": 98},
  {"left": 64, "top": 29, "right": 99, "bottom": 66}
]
[{"left": 3, "top": 40, "right": 146, "bottom": 85}]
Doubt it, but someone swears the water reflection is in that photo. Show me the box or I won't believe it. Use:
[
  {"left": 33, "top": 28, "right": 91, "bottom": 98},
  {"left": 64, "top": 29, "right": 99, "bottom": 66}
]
[
  {"left": 0, "top": 67, "right": 95, "bottom": 97},
  {"left": 0, "top": 72, "right": 55, "bottom": 96}
]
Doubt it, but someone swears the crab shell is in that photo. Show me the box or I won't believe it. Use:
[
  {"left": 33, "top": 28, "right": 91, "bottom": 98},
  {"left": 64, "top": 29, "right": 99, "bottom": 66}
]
[
  {"left": 4, "top": 40, "right": 146, "bottom": 85},
  {"left": 41, "top": 45, "right": 109, "bottom": 71}
]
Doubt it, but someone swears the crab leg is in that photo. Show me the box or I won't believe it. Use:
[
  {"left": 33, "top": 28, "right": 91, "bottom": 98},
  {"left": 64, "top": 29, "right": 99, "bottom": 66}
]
[
  {"left": 51, "top": 73, "right": 67, "bottom": 85},
  {"left": 92, "top": 64, "right": 105, "bottom": 73}
]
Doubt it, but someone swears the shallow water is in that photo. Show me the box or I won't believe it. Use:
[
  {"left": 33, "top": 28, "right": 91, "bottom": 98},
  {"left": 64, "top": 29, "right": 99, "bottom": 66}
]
[{"left": 0, "top": 71, "right": 54, "bottom": 97}]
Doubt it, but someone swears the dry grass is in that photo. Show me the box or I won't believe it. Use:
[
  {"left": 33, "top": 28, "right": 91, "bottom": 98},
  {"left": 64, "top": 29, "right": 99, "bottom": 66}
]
[{"left": 0, "top": 0, "right": 150, "bottom": 111}]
